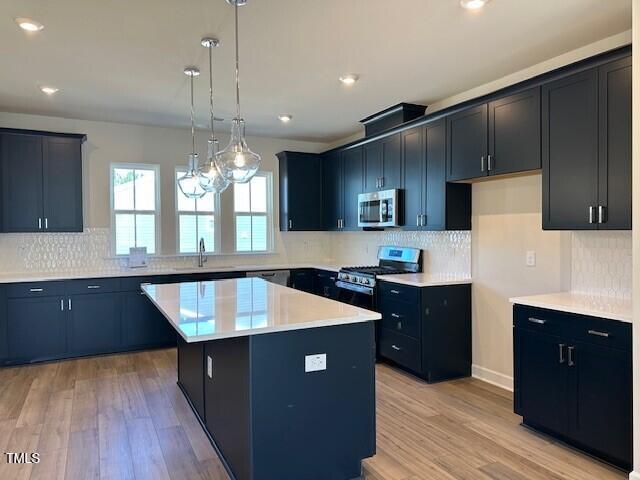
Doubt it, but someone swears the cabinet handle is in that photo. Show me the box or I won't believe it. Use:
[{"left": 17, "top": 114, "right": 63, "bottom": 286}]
[
  {"left": 422, "top": 214, "right": 427, "bottom": 227},
  {"left": 416, "top": 214, "right": 421, "bottom": 227},
  {"left": 528, "top": 317, "right": 546, "bottom": 325},
  {"left": 397, "top": 321, "right": 402, "bottom": 330},
  {"left": 29, "top": 288, "right": 44, "bottom": 292},
  {"left": 68, "top": 299, "right": 72, "bottom": 310},
  {"left": 391, "top": 344, "right": 402, "bottom": 351},
  {"left": 140, "top": 292, "right": 146, "bottom": 295},
  {"left": 567, "top": 346, "right": 575, "bottom": 367},
  {"left": 60, "top": 299, "right": 64, "bottom": 311},
  {"left": 588, "top": 206, "right": 595, "bottom": 224},
  {"left": 38, "top": 218, "right": 42, "bottom": 230},
  {"left": 87, "top": 285, "right": 101, "bottom": 289},
  {"left": 391, "top": 313, "right": 401, "bottom": 318},
  {"left": 45, "top": 218, "right": 48, "bottom": 229},
  {"left": 487, "top": 154, "right": 493, "bottom": 171},
  {"left": 598, "top": 205, "right": 606, "bottom": 224},
  {"left": 390, "top": 289, "right": 400, "bottom": 295},
  {"left": 380, "top": 177, "right": 384, "bottom": 188},
  {"left": 558, "top": 343, "right": 566, "bottom": 364},
  {"left": 481, "top": 156, "right": 485, "bottom": 172},
  {"left": 288, "top": 219, "right": 293, "bottom": 229},
  {"left": 588, "top": 329, "right": 610, "bottom": 338}
]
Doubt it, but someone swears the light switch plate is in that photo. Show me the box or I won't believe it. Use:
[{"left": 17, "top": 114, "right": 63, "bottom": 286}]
[
  {"left": 207, "top": 356, "right": 213, "bottom": 378},
  {"left": 526, "top": 251, "right": 536, "bottom": 267},
  {"left": 305, "top": 353, "right": 327, "bottom": 373}
]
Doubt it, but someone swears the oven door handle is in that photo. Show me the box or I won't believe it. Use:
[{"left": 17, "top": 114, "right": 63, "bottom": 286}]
[{"left": 335, "top": 280, "right": 374, "bottom": 296}]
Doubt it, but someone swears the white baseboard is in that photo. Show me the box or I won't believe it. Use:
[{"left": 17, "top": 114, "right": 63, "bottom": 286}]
[
  {"left": 628, "top": 470, "right": 640, "bottom": 480},
  {"left": 471, "top": 364, "right": 514, "bottom": 392}
]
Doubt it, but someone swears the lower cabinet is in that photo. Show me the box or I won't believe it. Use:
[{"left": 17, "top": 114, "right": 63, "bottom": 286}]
[
  {"left": 513, "top": 305, "right": 632, "bottom": 470},
  {"left": 313, "top": 270, "right": 338, "bottom": 300},
  {"left": 67, "top": 293, "right": 121, "bottom": 356},
  {"left": 121, "top": 290, "right": 176, "bottom": 349},
  {"left": 377, "top": 282, "right": 471, "bottom": 383},
  {"left": 290, "top": 269, "right": 314, "bottom": 293}
]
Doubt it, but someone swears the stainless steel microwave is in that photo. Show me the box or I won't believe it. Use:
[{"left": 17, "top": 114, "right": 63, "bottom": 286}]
[{"left": 358, "top": 189, "right": 399, "bottom": 228}]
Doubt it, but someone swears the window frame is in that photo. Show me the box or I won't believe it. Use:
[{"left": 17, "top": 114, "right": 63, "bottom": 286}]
[
  {"left": 174, "top": 166, "right": 222, "bottom": 255},
  {"left": 109, "top": 163, "right": 161, "bottom": 257},
  {"left": 233, "top": 171, "right": 274, "bottom": 254}
]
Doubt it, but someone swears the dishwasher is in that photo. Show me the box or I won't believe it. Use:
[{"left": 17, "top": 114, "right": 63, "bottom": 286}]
[{"left": 246, "top": 270, "right": 291, "bottom": 286}]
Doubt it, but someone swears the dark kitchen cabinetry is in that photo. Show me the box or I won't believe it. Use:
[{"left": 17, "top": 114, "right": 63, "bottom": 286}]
[
  {"left": 543, "top": 57, "right": 631, "bottom": 230},
  {"left": 363, "top": 133, "right": 401, "bottom": 191},
  {"left": 277, "top": 151, "right": 323, "bottom": 231},
  {"left": 402, "top": 121, "right": 471, "bottom": 231},
  {"left": 0, "top": 129, "right": 85, "bottom": 233},
  {"left": 513, "top": 305, "right": 632, "bottom": 470},
  {"left": 447, "top": 88, "right": 541, "bottom": 182},
  {"left": 67, "top": 293, "right": 120, "bottom": 356},
  {"left": 321, "top": 150, "right": 343, "bottom": 230},
  {"left": 377, "top": 282, "right": 471, "bottom": 382},
  {"left": 290, "top": 269, "right": 315, "bottom": 293},
  {"left": 342, "top": 146, "right": 364, "bottom": 230},
  {"left": 314, "top": 269, "right": 338, "bottom": 300},
  {"left": 121, "top": 289, "right": 176, "bottom": 349},
  {"left": 0, "top": 286, "right": 6, "bottom": 362}
]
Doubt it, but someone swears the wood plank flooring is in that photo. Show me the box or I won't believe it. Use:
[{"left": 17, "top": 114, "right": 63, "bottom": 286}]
[{"left": 0, "top": 349, "right": 626, "bottom": 480}]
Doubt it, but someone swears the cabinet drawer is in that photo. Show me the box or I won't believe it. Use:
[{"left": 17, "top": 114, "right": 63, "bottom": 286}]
[
  {"left": 379, "top": 328, "right": 421, "bottom": 373},
  {"left": 380, "top": 300, "right": 420, "bottom": 339},
  {"left": 66, "top": 278, "right": 120, "bottom": 295},
  {"left": 513, "top": 305, "right": 570, "bottom": 337},
  {"left": 379, "top": 282, "right": 419, "bottom": 304},
  {"left": 7, "top": 281, "right": 66, "bottom": 298},
  {"left": 572, "top": 316, "right": 631, "bottom": 351}
]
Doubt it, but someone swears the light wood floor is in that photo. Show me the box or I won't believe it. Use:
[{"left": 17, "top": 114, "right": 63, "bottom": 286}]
[{"left": 0, "top": 349, "right": 626, "bottom": 480}]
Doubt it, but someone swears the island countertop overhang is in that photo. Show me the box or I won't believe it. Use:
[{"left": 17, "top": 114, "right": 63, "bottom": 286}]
[{"left": 142, "top": 277, "right": 381, "bottom": 343}]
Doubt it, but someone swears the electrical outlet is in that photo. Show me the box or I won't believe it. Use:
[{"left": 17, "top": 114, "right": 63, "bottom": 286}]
[
  {"left": 305, "top": 353, "right": 327, "bottom": 373},
  {"left": 526, "top": 251, "right": 536, "bottom": 267},
  {"left": 207, "top": 356, "right": 213, "bottom": 378}
]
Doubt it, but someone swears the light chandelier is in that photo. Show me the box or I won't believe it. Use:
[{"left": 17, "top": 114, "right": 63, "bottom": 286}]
[{"left": 213, "top": 0, "right": 261, "bottom": 184}]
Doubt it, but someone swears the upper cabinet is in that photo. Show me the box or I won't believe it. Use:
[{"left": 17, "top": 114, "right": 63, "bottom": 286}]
[
  {"left": 363, "top": 133, "right": 401, "bottom": 192},
  {"left": 322, "top": 150, "right": 343, "bottom": 231},
  {"left": 1, "top": 130, "right": 85, "bottom": 233},
  {"left": 341, "top": 146, "right": 364, "bottom": 231},
  {"left": 543, "top": 57, "right": 631, "bottom": 230},
  {"left": 447, "top": 87, "right": 541, "bottom": 181},
  {"left": 277, "top": 151, "right": 323, "bottom": 231}
]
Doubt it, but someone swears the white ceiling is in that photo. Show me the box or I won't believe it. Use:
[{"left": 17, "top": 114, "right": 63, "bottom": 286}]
[{"left": 0, "top": 0, "right": 631, "bottom": 142}]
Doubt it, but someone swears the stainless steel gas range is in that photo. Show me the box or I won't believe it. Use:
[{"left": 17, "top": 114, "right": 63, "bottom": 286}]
[{"left": 336, "top": 246, "right": 422, "bottom": 309}]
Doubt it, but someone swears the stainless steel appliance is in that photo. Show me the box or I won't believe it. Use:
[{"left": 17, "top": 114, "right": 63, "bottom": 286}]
[
  {"left": 357, "top": 189, "right": 399, "bottom": 228},
  {"left": 246, "top": 270, "right": 290, "bottom": 286},
  {"left": 336, "top": 246, "right": 422, "bottom": 309}
]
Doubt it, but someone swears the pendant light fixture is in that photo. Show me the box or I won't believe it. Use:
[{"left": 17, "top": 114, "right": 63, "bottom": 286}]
[
  {"left": 214, "top": 0, "right": 261, "bottom": 184},
  {"left": 177, "top": 67, "right": 208, "bottom": 199},
  {"left": 199, "top": 37, "right": 230, "bottom": 194}
]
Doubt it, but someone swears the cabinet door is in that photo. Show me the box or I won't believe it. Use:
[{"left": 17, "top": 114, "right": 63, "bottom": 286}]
[
  {"left": 321, "top": 151, "right": 342, "bottom": 230},
  {"left": 488, "top": 88, "right": 541, "bottom": 176},
  {"left": 341, "top": 146, "right": 364, "bottom": 230},
  {"left": 598, "top": 57, "right": 631, "bottom": 230},
  {"left": 447, "top": 104, "right": 488, "bottom": 181},
  {"left": 401, "top": 127, "right": 424, "bottom": 230},
  {"left": 1, "top": 133, "right": 43, "bottom": 232},
  {"left": 0, "top": 286, "right": 7, "bottom": 362},
  {"left": 424, "top": 119, "right": 446, "bottom": 230},
  {"left": 290, "top": 269, "right": 314, "bottom": 293},
  {"left": 516, "top": 328, "right": 568, "bottom": 436},
  {"left": 122, "top": 291, "right": 176, "bottom": 348},
  {"left": 363, "top": 141, "right": 382, "bottom": 192},
  {"left": 542, "top": 69, "right": 598, "bottom": 230},
  {"left": 68, "top": 293, "right": 120, "bottom": 356},
  {"left": 381, "top": 133, "right": 402, "bottom": 190},
  {"left": 568, "top": 341, "right": 632, "bottom": 469},
  {"left": 7, "top": 296, "right": 67, "bottom": 362},
  {"left": 278, "top": 152, "right": 322, "bottom": 231},
  {"left": 43, "top": 137, "right": 83, "bottom": 232}
]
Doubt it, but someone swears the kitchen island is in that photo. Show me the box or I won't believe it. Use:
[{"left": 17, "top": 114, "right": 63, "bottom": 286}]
[{"left": 142, "top": 277, "right": 380, "bottom": 480}]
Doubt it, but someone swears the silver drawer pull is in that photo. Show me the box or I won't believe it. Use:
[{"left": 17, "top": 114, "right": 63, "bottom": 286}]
[
  {"left": 528, "top": 317, "right": 547, "bottom": 325},
  {"left": 588, "top": 329, "right": 610, "bottom": 338},
  {"left": 87, "top": 285, "right": 101, "bottom": 289},
  {"left": 391, "top": 345, "right": 402, "bottom": 351},
  {"left": 390, "top": 289, "right": 400, "bottom": 295},
  {"left": 29, "top": 288, "right": 44, "bottom": 292},
  {"left": 391, "top": 313, "right": 401, "bottom": 318}
]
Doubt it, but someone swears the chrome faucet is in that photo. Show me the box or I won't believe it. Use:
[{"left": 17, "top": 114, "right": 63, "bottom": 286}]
[{"left": 198, "top": 237, "right": 207, "bottom": 267}]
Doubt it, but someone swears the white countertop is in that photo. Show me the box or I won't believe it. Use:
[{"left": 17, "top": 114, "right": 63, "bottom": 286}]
[
  {"left": 142, "top": 277, "right": 381, "bottom": 342},
  {"left": 0, "top": 262, "right": 342, "bottom": 284},
  {"left": 376, "top": 273, "right": 472, "bottom": 287},
  {"left": 509, "top": 292, "right": 632, "bottom": 323}
]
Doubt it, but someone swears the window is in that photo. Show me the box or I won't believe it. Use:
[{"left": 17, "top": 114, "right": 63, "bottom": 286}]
[
  {"left": 110, "top": 164, "right": 160, "bottom": 255},
  {"left": 175, "top": 169, "right": 219, "bottom": 254},
  {"left": 234, "top": 172, "right": 272, "bottom": 252}
]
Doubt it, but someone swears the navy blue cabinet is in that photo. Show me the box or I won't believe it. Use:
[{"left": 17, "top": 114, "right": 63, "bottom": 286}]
[
  {"left": 0, "top": 286, "right": 7, "bottom": 361},
  {"left": 68, "top": 293, "right": 120, "bottom": 356},
  {"left": 378, "top": 282, "right": 471, "bottom": 382},
  {"left": 447, "top": 104, "right": 488, "bottom": 181},
  {"left": 313, "top": 270, "right": 338, "bottom": 300},
  {"left": 513, "top": 305, "right": 632, "bottom": 470},
  {"left": 364, "top": 133, "right": 401, "bottom": 191},
  {"left": 121, "top": 290, "right": 176, "bottom": 349},
  {"left": 0, "top": 129, "right": 85, "bottom": 233},
  {"left": 290, "top": 269, "right": 314, "bottom": 293},
  {"left": 277, "top": 151, "right": 323, "bottom": 231},
  {"left": 321, "top": 150, "right": 343, "bottom": 230},
  {"left": 342, "top": 146, "right": 364, "bottom": 230}
]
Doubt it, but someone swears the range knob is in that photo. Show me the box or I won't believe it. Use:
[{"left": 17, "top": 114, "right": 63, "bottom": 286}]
[{"left": 362, "top": 278, "right": 370, "bottom": 285}]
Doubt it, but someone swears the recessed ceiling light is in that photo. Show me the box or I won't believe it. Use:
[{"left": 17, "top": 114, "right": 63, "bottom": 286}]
[
  {"left": 460, "top": 0, "right": 490, "bottom": 10},
  {"left": 278, "top": 114, "right": 292, "bottom": 123},
  {"left": 339, "top": 74, "right": 359, "bottom": 86},
  {"left": 39, "top": 86, "right": 59, "bottom": 95},
  {"left": 15, "top": 17, "right": 44, "bottom": 32}
]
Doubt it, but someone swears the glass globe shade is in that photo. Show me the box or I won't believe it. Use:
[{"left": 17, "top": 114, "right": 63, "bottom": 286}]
[{"left": 214, "top": 118, "right": 261, "bottom": 183}]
